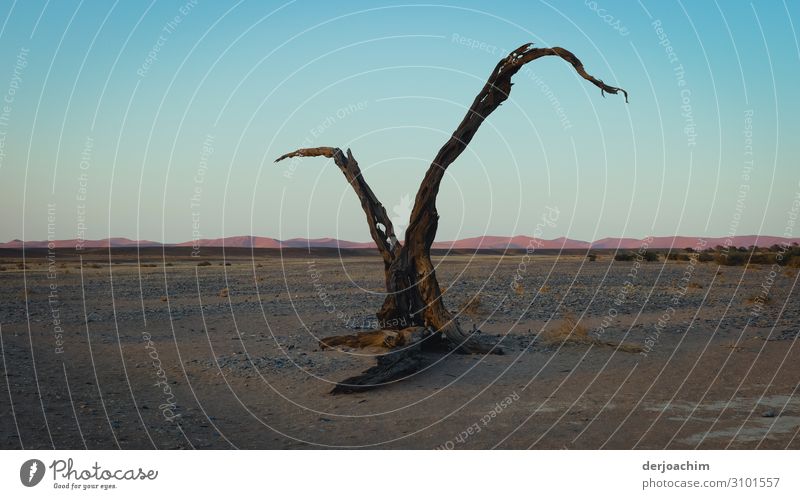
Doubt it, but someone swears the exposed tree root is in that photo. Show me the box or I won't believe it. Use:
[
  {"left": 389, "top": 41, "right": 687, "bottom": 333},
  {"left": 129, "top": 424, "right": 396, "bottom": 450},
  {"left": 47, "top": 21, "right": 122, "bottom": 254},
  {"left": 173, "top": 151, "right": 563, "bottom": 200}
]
[
  {"left": 438, "top": 321, "right": 505, "bottom": 355},
  {"left": 319, "top": 327, "right": 426, "bottom": 350},
  {"left": 329, "top": 327, "right": 503, "bottom": 394},
  {"left": 331, "top": 344, "right": 430, "bottom": 394}
]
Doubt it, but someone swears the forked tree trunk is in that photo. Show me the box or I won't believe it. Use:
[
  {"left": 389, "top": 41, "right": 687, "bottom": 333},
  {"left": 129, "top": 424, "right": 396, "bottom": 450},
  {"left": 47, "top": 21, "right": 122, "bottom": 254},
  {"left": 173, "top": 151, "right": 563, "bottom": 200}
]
[{"left": 275, "top": 43, "right": 627, "bottom": 393}]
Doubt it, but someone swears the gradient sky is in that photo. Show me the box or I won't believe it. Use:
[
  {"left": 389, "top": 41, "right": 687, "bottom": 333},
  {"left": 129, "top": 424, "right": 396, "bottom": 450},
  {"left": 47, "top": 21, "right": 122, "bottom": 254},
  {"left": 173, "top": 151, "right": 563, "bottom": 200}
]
[{"left": 0, "top": 0, "right": 798, "bottom": 244}]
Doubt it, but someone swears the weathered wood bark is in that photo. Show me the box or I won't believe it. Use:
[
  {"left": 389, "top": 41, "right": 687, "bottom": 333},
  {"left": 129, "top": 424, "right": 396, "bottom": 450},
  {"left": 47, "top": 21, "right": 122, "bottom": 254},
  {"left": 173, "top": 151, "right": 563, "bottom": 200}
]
[
  {"left": 318, "top": 327, "right": 428, "bottom": 351},
  {"left": 330, "top": 343, "right": 429, "bottom": 394},
  {"left": 275, "top": 43, "right": 627, "bottom": 393}
]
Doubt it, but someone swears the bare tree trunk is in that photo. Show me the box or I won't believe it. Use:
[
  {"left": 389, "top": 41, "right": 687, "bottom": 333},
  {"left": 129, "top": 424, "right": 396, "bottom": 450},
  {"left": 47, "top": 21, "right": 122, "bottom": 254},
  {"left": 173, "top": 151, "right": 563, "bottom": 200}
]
[{"left": 275, "top": 43, "right": 627, "bottom": 393}]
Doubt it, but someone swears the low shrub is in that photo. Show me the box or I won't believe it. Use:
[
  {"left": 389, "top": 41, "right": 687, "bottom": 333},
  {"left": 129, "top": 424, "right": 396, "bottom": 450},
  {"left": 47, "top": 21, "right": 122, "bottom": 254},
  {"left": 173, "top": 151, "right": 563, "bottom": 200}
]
[
  {"left": 461, "top": 293, "right": 481, "bottom": 315},
  {"left": 614, "top": 250, "right": 659, "bottom": 262}
]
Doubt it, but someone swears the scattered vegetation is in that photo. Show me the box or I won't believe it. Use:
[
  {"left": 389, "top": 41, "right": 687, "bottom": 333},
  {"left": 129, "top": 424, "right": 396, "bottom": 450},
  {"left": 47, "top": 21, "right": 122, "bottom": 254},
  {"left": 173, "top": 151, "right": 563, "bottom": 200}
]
[
  {"left": 614, "top": 250, "right": 659, "bottom": 262},
  {"left": 714, "top": 245, "right": 800, "bottom": 266},
  {"left": 662, "top": 244, "right": 800, "bottom": 267},
  {"left": 665, "top": 251, "right": 691, "bottom": 261},
  {"left": 698, "top": 252, "right": 714, "bottom": 262},
  {"left": 541, "top": 313, "right": 643, "bottom": 353}
]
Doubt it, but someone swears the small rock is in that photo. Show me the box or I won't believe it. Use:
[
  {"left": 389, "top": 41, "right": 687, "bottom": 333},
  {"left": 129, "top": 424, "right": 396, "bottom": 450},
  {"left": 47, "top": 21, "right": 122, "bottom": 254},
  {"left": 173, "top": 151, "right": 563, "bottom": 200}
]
[{"left": 762, "top": 409, "right": 776, "bottom": 418}]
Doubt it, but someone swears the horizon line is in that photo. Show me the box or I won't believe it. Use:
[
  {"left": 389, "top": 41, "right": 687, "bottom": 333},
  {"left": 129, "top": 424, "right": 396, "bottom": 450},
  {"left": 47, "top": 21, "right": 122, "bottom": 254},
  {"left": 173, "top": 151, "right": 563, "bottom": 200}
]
[{"left": 3, "top": 233, "right": 799, "bottom": 249}]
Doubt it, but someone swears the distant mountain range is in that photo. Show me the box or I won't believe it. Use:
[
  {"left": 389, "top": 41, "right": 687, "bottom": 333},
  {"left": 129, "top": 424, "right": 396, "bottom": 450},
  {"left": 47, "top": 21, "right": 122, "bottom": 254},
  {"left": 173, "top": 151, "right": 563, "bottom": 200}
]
[{"left": 3, "top": 235, "right": 798, "bottom": 250}]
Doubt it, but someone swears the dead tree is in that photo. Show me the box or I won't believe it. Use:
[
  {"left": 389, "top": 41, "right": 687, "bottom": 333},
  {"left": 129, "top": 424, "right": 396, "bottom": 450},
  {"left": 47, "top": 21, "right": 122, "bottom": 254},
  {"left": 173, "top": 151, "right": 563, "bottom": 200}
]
[{"left": 275, "top": 44, "right": 627, "bottom": 393}]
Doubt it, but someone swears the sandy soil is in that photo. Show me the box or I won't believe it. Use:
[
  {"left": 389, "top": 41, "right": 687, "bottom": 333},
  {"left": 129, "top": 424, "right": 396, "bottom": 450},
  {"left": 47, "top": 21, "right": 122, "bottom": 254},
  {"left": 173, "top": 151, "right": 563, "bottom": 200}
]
[{"left": 1, "top": 249, "right": 799, "bottom": 449}]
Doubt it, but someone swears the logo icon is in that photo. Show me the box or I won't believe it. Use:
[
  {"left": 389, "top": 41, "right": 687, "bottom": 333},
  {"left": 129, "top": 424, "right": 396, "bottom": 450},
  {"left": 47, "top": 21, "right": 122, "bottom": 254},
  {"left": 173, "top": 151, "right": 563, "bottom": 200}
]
[{"left": 20, "top": 459, "right": 45, "bottom": 487}]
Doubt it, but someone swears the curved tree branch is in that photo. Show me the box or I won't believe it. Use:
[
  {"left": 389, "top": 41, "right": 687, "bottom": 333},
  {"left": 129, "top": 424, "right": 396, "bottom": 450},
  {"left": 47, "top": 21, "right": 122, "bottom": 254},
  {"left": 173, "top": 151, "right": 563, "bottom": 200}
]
[
  {"left": 405, "top": 43, "right": 628, "bottom": 246},
  {"left": 399, "top": 43, "right": 627, "bottom": 353},
  {"left": 275, "top": 147, "right": 400, "bottom": 264}
]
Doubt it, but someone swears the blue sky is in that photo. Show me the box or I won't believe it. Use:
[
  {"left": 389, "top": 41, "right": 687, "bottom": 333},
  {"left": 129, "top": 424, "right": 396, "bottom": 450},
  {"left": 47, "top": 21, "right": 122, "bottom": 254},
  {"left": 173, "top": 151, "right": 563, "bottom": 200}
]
[{"left": 0, "top": 0, "right": 798, "bottom": 243}]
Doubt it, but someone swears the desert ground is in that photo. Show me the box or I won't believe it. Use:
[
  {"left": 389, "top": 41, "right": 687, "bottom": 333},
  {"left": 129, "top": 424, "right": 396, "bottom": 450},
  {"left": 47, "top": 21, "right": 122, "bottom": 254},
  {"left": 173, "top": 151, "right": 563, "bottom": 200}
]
[{"left": 1, "top": 247, "right": 799, "bottom": 449}]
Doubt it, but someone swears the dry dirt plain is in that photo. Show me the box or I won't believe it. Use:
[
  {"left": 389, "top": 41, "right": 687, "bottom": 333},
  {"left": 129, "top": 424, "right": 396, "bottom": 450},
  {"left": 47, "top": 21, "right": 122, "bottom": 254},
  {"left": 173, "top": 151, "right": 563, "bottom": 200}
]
[{"left": 1, "top": 248, "right": 799, "bottom": 449}]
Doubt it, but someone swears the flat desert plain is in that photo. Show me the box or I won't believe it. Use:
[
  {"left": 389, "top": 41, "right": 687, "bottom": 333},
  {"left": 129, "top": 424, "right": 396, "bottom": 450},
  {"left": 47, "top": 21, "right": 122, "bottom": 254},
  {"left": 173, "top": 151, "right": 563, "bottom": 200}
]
[{"left": 1, "top": 249, "right": 799, "bottom": 449}]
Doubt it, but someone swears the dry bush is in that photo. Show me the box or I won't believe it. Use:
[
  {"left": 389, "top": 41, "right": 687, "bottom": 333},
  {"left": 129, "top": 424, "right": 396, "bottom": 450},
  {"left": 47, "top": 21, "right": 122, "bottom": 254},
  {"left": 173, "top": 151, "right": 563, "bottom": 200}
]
[
  {"left": 219, "top": 287, "right": 229, "bottom": 298},
  {"left": 687, "top": 282, "right": 703, "bottom": 289},
  {"left": 160, "top": 296, "right": 168, "bottom": 302},
  {"left": 746, "top": 293, "right": 771, "bottom": 305},
  {"left": 541, "top": 313, "right": 642, "bottom": 353},
  {"left": 512, "top": 281, "right": 524, "bottom": 296},
  {"left": 722, "top": 343, "right": 745, "bottom": 352},
  {"left": 541, "top": 313, "right": 589, "bottom": 344},
  {"left": 539, "top": 284, "right": 550, "bottom": 294},
  {"left": 461, "top": 293, "right": 481, "bottom": 315},
  {"left": 197, "top": 261, "right": 212, "bottom": 267},
  {"left": 0, "top": 266, "right": 5, "bottom": 271}
]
